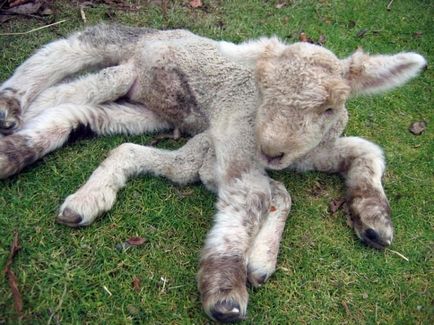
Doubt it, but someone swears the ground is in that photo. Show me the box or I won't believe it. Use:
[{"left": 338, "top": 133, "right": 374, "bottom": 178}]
[{"left": 0, "top": 0, "right": 432, "bottom": 323}]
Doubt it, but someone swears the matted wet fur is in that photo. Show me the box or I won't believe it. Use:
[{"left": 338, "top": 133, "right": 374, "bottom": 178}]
[{"left": 0, "top": 24, "right": 426, "bottom": 322}]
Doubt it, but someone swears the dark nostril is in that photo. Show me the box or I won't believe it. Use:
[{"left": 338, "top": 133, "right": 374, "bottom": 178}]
[{"left": 365, "top": 228, "right": 379, "bottom": 242}]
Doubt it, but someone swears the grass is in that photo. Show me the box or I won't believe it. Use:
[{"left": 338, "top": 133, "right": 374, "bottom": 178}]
[{"left": 0, "top": 0, "right": 433, "bottom": 323}]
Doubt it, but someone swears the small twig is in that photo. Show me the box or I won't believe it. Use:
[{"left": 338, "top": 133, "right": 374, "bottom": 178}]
[
  {"left": 103, "top": 285, "right": 112, "bottom": 296},
  {"left": 0, "top": 19, "right": 66, "bottom": 36},
  {"left": 386, "top": 248, "right": 409, "bottom": 262},
  {"left": 3, "top": 231, "right": 23, "bottom": 317},
  {"left": 162, "top": 0, "right": 168, "bottom": 18},
  {"left": 341, "top": 300, "right": 351, "bottom": 316},
  {"left": 386, "top": 0, "right": 394, "bottom": 11},
  {"left": 79, "top": 5, "right": 86, "bottom": 23},
  {"left": 47, "top": 285, "right": 67, "bottom": 325},
  {"left": 160, "top": 277, "right": 168, "bottom": 293},
  {"left": 0, "top": 0, "right": 8, "bottom": 10},
  {"left": 375, "top": 303, "right": 378, "bottom": 324}
]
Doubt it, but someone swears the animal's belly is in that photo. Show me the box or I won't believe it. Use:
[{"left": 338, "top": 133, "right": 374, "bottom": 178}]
[{"left": 127, "top": 66, "right": 209, "bottom": 135}]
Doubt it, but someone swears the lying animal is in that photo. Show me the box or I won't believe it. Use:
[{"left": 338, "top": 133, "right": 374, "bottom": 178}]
[{"left": 0, "top": 24, "right": 426, "bottom": 322}]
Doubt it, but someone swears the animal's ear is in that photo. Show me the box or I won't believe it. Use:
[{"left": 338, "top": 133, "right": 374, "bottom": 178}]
[
  {"left": 218, "top": 37, "right": 286, "bottom": 67},
  {"left": 343, "top": 48, "right": 427, "bottom": 96}
]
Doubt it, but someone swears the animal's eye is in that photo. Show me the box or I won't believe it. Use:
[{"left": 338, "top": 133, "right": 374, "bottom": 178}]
[{"left": 324, "top": 108, "right": 334, "bottom": 115}]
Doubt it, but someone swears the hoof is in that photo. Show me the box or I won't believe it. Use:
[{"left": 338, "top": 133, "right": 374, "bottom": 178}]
[
  {"left": 57, "top": 207, "right": 83, "bottom": 227},
  {"left": 210, "top": 301, "right": 246, "bottom": 323},
  {"left": 0, "top": 91, "right": 22, "bottom": 135},
  {"left": 247, "top": 269, "right": 269, "bottom": 288}
]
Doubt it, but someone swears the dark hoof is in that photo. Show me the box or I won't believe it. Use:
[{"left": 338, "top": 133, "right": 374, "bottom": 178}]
[
  {"left": 210, "top": 301, "right": 245, "bottom": 323},
  {"left": 57, "top": 207, "right": 83, "bottom": 227},
  {"left": 0, "top": 120, "right": 18, "bottom": 135},
  {"left": 0, "top": 93, "right": 21, "bottom": 135},
  {"left": 247, "top": 268, "right": 269, "bottom": 288},
  {"left": 361, "top": 228, "right": 392, "bottom": 250}
]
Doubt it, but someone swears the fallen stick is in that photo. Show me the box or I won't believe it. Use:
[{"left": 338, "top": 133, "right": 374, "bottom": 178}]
[
  {"left": 386, "top": 248, "right": 409, "bottom": 262},
  {"left": 0, "top": 19, "right": 66, "bottom": 36},
  {"left": 386, "top": 0, "right": 394, "bottom": 11},
  {"left": 3, "top": 231, "right": 23, "bottom": 317}
]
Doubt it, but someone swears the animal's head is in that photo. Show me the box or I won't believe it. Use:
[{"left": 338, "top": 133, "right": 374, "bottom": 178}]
[{"left": 219, "top": 38, "right": 427, "bottom": 169}]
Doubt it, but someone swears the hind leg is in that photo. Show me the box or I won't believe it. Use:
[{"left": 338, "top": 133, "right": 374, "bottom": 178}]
[
  {"left": 0, "top": 102, "right": 169, "bottom": 179},
  {"left": 0, "top": 24, "right": 148, "bottom": 134},
  {"left": 57, "top": 133, "right": 211, "bottom": 227}
]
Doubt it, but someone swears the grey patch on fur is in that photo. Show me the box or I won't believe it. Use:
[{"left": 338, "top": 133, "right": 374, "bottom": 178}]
[{"left": 138, "top": 66, "right": 209, "bottom": 135}]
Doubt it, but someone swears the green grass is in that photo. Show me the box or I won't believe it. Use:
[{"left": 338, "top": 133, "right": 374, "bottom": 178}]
[{"left": 0, "top": 0, "right": 433, "bottom": 323}]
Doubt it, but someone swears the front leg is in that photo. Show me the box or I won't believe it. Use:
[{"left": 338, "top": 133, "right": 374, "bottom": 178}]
[
  {"left": 197, "top": 110, "right": 274, "bottom": 322},
  {"left": 198, "top": 168, "right": 271, "bottom": 323},
  {"left": 294, "top": 136, "right": 393, "bottom": 249},
  {"left": 246, "top": 180, "right": 291, "bottom": 287}
]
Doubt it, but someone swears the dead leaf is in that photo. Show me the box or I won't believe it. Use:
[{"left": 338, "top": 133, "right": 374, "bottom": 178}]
[
  {"left": 3, "top": 231, "right": 23, "bottom": 317},
  {"left": 318, "top": 34, "right": 326, "bottom": 45},
  {"left": 409, "top": 121, "right": 427, "bottom": 135},
  {"left": 348, "top": 20, "right": 356, "bottom": 29},
  {"left": 190, "top": 0, "right": 202, "bottom": 8},
  {"left": 275, "top": 2, "right": 286, "bottom": 9},
  {"left": 173, "top": 187, "right": 194, "bottom": 198},
  {"left": 132, "top": 277, "right": 141, "bottom": 292},
  {"left": 7, "top": 2, "right": 42, "bottom": 15},
  {"left": 9, "top": 0, "right": 33, "bottom": 8},
  {"left": 116, "top": 236, "right": 147, "bottom": 251},
  {"left": 299, "top": 32, "right": 313, "bottom": 43},
  {"left": 329, "top": 197, "right": 346, "bottom": 214},
  {"left": 127, "top": 304, "right": 140, "bottom": 315},
  {"left": 356, "top": 28, "right": 369, "bottom": 38},
  {"left": 308, "top": 181, "right": 325, "bottom": 197},
  {"left": 127, "top": 236, "right": 147, "bottom": 246},
  {"left": 414, "top": 31, "right": 423, "bottom": 38},
  {"left": 299, "top": 32, "right": 307, "bottom": 42}
]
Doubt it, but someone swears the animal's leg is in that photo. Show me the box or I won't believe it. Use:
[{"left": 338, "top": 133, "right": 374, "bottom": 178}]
[
  {"left": 246, "top": 180, "right": 291, "bottom": 287},
  {"left": 197, "top": 153, "right": 291, "bottom": 289},
  {"left": 0, "top": 102, "right": 169, "bottom": 179},
  {"left": 30, "top": 64, "right": 137, "bottom": 115},
  {"left": 57, "top": 133, "right": 211, "bottom": 227},
  {"left": 0, "top": 24, "right": 148, "bottom": 133},
  {"left": 197, "top": 115, "right": 272, "bottom": 322},
  {"left": 294, "top": 136, "right": 393, "bottom": 249}
]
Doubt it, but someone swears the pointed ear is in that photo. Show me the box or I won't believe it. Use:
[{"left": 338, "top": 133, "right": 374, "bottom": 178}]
[
  {"left": 343, "top": 48, "right": 427, "bottom": 95},
  {"left": 217, "top": 37, "right": 287, "bottom": 68}
]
